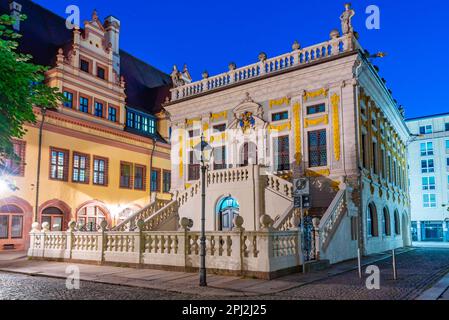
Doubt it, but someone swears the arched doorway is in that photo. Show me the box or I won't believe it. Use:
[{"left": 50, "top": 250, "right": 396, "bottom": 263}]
[
  {"left": 216, "top": 197, "right": 239, "bottom": 231},
  {"left": 76, "top": 202, "right": 110, "bottom": 231},
  {"left": 240, "top": 142, "right": 257, "bottom": 167}
]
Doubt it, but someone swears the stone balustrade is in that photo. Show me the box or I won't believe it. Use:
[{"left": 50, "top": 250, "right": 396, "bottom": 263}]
[
  {"left": 113, "top": 199, "right": 168, "bottom": 232},
  {"left": 207, "top": 166, "right": 251, "bottom": 185},
  {"left": 28, "top": 216, "right": 303, "bottom": 279},
  {"left": 318, "top": 188, "right": 347, "bottom": 252},
  {"left": 170, "top": 34, "right": 357, "bottom": 101},
  {"left": 265, "top": 174, "right": 293, "bottom": 199}
]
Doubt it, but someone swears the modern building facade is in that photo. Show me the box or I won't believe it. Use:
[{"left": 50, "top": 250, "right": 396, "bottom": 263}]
[
  {"left": 406, "top": 113, "right": 449, "bottom": 242},
  {"left": 0, "top": 0, "right": 172, "bottom": 251}
]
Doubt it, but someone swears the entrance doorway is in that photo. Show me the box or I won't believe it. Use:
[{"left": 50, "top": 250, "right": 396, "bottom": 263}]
[{"left": 216, "top": 197, "right": 239, "bottom": 231}]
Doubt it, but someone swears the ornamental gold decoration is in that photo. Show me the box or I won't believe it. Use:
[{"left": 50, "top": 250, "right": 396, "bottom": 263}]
[
  {"left": 331, "top": 93, "right": 341, "bottom": 161},
  {"left": 304, "top": 114, "right": 329, "bottom": 128},
  {"left": 293, "top": 102, "right": 301, "bottom": 163},
  {"left": 186, "top": 118, "right": 201, "bottom": 126},
  {"left": 304, "top": 88, "right": 328, "bottom": 101},
  {"left": 268, "top": 122, "right": 291, "bottom": 133},
  {"left": 210, "top": 111, "right": 227, "bottom": 121},
  {"left": 269, "top": 97, "right": 291, "bottom": 109},
  {"left": 305, "top": 168, "right": 330, "bottom": 177}
]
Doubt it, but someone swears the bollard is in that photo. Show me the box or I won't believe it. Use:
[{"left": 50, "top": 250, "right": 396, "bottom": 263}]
[
  {"left": 357, "top": 248, "right": 362, "bottom": 278},
  {"left": 392, "top": 249, "right": 397, "bottom": 280}
]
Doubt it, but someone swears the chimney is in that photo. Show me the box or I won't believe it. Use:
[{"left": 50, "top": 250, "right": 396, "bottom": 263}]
[
  {"left": 104, "top": 15, "right": 121, "bottom": 74},
  {"left": 9, "top": 1, "right": 22, "bottom": 31}
]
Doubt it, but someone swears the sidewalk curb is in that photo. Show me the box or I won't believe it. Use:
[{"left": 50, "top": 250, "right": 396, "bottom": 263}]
[{"left": 416, "top": 271, "right": 449, "bottom": 300}]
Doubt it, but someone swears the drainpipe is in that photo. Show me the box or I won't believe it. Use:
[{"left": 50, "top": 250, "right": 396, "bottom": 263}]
[
  {"left": 34, "top": 107, "right": 47, "bottom": 223},
  {"left": 149, "top": 136, "right": 156, "bottom": 202}
]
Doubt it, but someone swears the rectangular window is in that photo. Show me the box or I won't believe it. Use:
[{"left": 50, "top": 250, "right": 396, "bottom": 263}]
[
  {"left": 63, "top": 91, "right": 73, "bottom": 108},
  {"left": 80, "top": 59, "right": 89, "bottom": 73},
  {"left": 11, "top": 215, "right": 23, "bottom": 239},
  {"left": 445, "top": 123, "right": 449, "bottom": 132},
  {"left": 361, "top": 134, "right": 367, "bottom": 169},
  {"left": 0, "top": 216, "right": 8, "bottom": 239},
  {"left": 149, "top": 119, "right": 155, "bottom": 134},
  {"left": 150, "top": 169, "right": 161, "bottom": 192},
  {"left": 308, "top": 130, "right": 327, "bottom": 167},
  {"left": 93, "top": 157, "right": 107, "bottom": 186},
  {"left": 381, "top": 149, "right": 386, "bottom": 179},
  {"left": 127, "top": 111, "right": 134, "bottom": 128},
  {"left": 306, "top": 103, "right": 326, "bottom": 115},
  {"left": 163, "top": 170, "right": 171, "bottom": 193},
  {"left": 50, "top": 148, "right": 69, "bottom": 181},
  {"left": 213, "top": 124, "right": 226, "bottom": 133},
  {"left": 135, "top": 114, "right": 141, "bottom": 130},
  {"left": 372, "top": 142, "right": 378, "bottom": 174},
  {"left": 134, "top": 165, "right": 146, "bottom": 190},
  {"left": 421, "top": 159, "right": 435, "bottom": 174},
  {"left": 94, "top": 102, "right": 103, "bottom": 118},
  {"left": 420, "top": 142, "right": 434, "bottom": 156},
  {"left": 271, "top": 111, "right": 289, "bottom": 122},
  {"left": 447, "top": 158, "right": 449, "bottom": 171},
  {"left": 108, "top": 107, "right": 117, "bottom": 122},
  {"left": 142, "top": 117, "right": 148, "bottom": 132},
  {"left": 423, "top": 194, "right": 437, "bottom": 208},
  {"left": 275, "top": 135, "right": 290, "bottom": 171},
  {"left": 3, "top": 140, "right": 26, "bottom": 176},
  {"left": 188, "top": 151, "right": 200, "bottom": 180},
  {"left": 213, "top": 146, "right": 226, "bottom": 170},
  {"left": 97, "top": 67, "right": 105, "bottom": 80},
  {"left": 446, "top": 140, "right": 449, "bottom": 154},
  {"left": 422, "top": 177, "right": 436, "bottom": 191},
  {"left": 120, "top": 162, "right": 132, "bottom": 188},
  {"left": 72, "top": 153, "right": 89, "bottom": 183},
  {"left": 188, "top": 129, "right": 200, "bottom": 138},
  {"left": 419, "top": 125, "right": 433, "bottom": 135},
  {"left": 79, "top": 97, "right": 89, "bottom": 113}
]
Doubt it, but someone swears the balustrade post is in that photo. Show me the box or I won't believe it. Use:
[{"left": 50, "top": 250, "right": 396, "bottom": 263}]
[
  {"left": 41, "top": 222, "right": 50, "bottom": 258},
  {"left": 179, "top": 217, "right": 192, "bottom": 269},
  {"left": 67, "top": 220, "right": 76, "bottom": 260},
  {"left": 312, "top": 218, "right": 321, "bottom": 260},
  {"left": 136, "top": 219, "right": 144, "bottom": 265},
  {"left": 99, "top": 220, "right": 108, "bottom": 264},
  {"left": 28, "top": 222, "right": 40, "bottom": 257}
]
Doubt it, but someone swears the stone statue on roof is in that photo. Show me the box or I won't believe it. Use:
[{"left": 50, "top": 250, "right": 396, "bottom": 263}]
[
  {"left": 170, "top": 65, "right": 185, "bottom": 88},
  {"left": 340, "top": 3, "right": 355, "bottom": 35}
]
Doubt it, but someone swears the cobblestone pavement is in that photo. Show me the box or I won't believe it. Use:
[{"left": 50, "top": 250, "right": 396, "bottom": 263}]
[
  {"left": 0, "top": 248, "right": 448, "bottom": 300},
  {"left": 266, "top": 247, "right": 449, "bottom": 300}
]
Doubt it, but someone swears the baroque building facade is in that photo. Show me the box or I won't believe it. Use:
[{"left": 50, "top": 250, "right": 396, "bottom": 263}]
[
  {"left": 0, "top": 0, "right": 171, "bottom": 251},
  {"left": 406, "top": 113, "right": 449, "bottom": 242},
  {"left": 163, "top": 5, "right": 411, "bottom": 263}
]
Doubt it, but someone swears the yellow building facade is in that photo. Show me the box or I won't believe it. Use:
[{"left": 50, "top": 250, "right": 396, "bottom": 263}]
[{"left": 0, "top": 2, "right": 172, "bottom": 251}]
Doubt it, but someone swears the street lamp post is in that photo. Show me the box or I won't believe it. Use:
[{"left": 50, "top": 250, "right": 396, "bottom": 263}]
[{"left": 194, "top": 134, "right": 212, "bottom": 287}]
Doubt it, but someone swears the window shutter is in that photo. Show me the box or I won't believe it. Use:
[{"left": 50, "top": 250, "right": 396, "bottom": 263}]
[
  {"left": 63, "top": 150, "right": 70, "bottom": 181},
  {"left": 142, "top": 165, "right": 147, "bottom": 191},
  {"left": 104, "top": 158, "right": 109, "bottom": 186},
  {"left": 85, "top": 154, "right": 91, "bottom": 184}
]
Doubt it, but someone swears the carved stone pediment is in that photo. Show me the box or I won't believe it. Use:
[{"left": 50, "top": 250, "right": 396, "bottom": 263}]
[{"left": 228, "top": 94, "right": 266, "bottom": 132}]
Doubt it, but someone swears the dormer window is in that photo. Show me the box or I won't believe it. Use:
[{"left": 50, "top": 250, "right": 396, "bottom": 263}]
[
  {"left": 80, "top": 59, "right": 90, "bottom": 73},
  {"left": 97, "top": 67, "right": 105, "bottom": 80},
  {"left": 125, "top": 109, "right": 157, "bottom": 136}
]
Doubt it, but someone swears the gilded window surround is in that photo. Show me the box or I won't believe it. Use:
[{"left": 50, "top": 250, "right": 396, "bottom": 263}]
[
  {"left": 304, "top": 114, "right": 329, "bottom": 128},
  {"left": 269, "top": 97, "right": 291, "bottom": 109},
  {"left": 303, "top": 88, "right": 328, "bottom": 101}
]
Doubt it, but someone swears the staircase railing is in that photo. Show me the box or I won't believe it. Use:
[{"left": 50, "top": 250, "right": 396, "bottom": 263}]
[
  {"left": 318, "top": 188, "right": 347, "bottom": 252},
  {"left": 176, "top": 180, "right": 201, "bottom": 207},
  {"left": 112, "top": 199, "right": 168, "bottom": 232},
  {"left": 265, "top": 174, "right": 293, "bottom": 200},
  {"left": 141, "top": 200, "right": 179, "bottom": 231},
  {"left": 273, "top": 204, "right": 296, "bottom": 231}
]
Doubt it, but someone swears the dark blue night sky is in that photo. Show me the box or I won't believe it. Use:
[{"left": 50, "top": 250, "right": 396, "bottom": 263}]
[{"left": 33, "top": 0, "right": 449, "bottom": 119}]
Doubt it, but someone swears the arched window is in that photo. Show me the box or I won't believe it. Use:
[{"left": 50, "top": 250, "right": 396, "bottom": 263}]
[
  {"left": 41, "top": 207, "right": 64, "bottom": 231},
  {"left": 216, "top": 197, "right": 239, "bottom": 231},
  {"left": 394, "top": 210, "right": 401, "bottom": 235},
  {"left": 382, "top": 207, "right": 391, "bottom": 236},
  {"left": 0, "top": 205, "right": 24, "bottom": 240},
  {"left": 367, "top": 203, "right": 378, "bottom": 237},
  {"left": 76, "top": 206, "right": 109, "bottom": 231}
]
